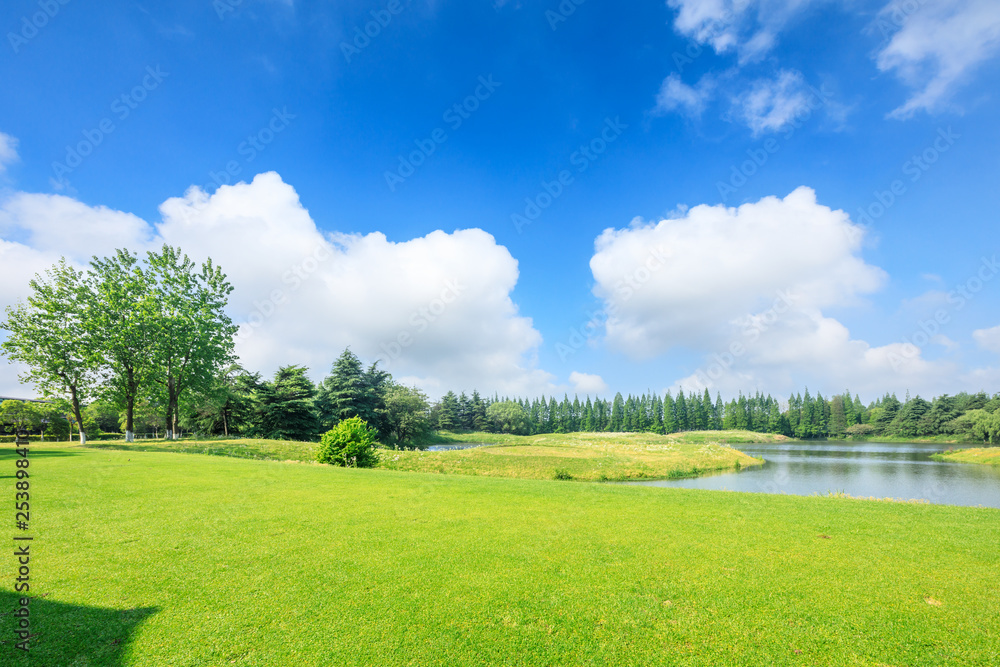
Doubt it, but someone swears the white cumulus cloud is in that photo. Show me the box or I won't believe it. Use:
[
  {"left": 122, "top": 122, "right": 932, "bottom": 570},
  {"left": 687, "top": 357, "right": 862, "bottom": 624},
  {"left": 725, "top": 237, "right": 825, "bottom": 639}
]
[
  {"left": 590, "top": 186, "right": 886, "bottom": 358},
  {"left": 588, "top": 186, "right": 960, "bottom": 398},
  {"left": 569, "top": 371, "right": 609, "bottom": 396},
  {"left": 0, "top": 172, "right": 556, "bottom": 398},
  {"left": 973, "top": 324, "right": 1000, "bottom": 353}
]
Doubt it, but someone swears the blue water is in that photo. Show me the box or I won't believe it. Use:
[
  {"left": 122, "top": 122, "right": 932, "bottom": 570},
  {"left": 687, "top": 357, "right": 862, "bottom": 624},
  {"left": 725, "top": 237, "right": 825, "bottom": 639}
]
[
  {"left": 627, "top": 441, "right": 1000, "bottom": 508},
  {"left": 426, "top": 443, "right": 488, "bottom": 451}
]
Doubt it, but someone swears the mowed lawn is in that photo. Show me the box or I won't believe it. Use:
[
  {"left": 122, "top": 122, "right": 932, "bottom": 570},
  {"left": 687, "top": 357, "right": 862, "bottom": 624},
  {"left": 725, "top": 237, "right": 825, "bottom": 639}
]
[
  {"left": 379, "top": 431, "right": 772, "bottom": 481},
  {"left": 2, "top": 445, "right": 998, "bottom": 666},
  {"left": 88, "top": 430, "right": 780, "bottom": 482},
  {"left": 933, "top": 447, "right": 1000, "bottom": 466}
]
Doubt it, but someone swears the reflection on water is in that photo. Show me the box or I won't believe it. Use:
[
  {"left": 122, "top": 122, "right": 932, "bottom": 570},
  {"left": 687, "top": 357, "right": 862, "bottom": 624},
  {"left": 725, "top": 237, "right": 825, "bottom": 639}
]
[
  {"left": 426, "top": 443, "right": 488, "bottom": 452},
  {"left": 627, "top": 441, "right": 1000, "bottom": 508}
]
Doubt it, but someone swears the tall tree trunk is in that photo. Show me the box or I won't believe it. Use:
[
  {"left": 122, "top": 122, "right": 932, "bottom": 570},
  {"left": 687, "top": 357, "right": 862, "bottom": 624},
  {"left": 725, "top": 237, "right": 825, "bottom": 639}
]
[
  {"left": 222, "top": 408, "right": 228, "bottom": 437},
  {"left": 125, "top": 367, "right": 135, "bottom": 442},
  {"left": 165, "top": 376, "right": 180, "bottom": 440},
  {"left": 69, "top": 384, "right": 86, "bottom": 445}
]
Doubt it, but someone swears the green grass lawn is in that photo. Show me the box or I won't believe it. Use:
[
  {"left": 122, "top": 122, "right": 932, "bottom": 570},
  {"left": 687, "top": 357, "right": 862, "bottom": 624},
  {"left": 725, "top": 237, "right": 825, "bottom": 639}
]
[
  {"left": 2, "top": 443, "right": 998, "bottom": 666},
  {"left": 932, "top": 447, "right": 1000, "bottom": 465},
  {"left": 85, "top": 430, "right": 780, "bottom": 482},
  {"left": 87, "top": 436, "right": 317, "bottom": 462},
  {"left": 380, "top": 431, "right": 774, "bottom": 481}
]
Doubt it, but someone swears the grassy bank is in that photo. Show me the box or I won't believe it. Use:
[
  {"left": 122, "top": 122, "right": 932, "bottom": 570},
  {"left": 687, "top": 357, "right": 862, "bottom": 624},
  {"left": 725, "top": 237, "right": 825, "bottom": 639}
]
[
  {"left": 380, "top": 430, "right": 775, "bottom": 481},
  {"left": 932, "top": 447, "right": 1000, "bottom": 465},
  {"left": 87, "top": 436, "right": 317, "bottom": 462},
  {"left": 86, "top": 430, "right": 782, "bottom": 482},
  {"left": 3, "top": 444, "right": 998, "bottom": 666},
  {"left": 846, "top": 434, "right": 982, "bottom": 445}
]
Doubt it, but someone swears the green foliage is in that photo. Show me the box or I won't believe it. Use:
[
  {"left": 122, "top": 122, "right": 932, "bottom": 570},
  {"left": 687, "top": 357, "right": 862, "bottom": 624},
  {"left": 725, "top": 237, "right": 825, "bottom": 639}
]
[
  {"left": 486, "top": 400, "right": 530, "bottom": 434},
  {"left": 553, "top": 468, "right": 573, "bottom": 480},
  {"left": 86, "top": 249, "right": 158, "bottom": 439},
  {"left": 968, "top": 409, "right": 1000, "bottom": 444},
  {"left": 143, "top": 245, "right": 237, "bottom": 438},
  {"left": 0, "top": 399, "right": 40, "bottom": 431},
  {"left": 316, "top": 416, "right": 379, "bottom": 467},
  {"left": 259, "top": 365, "right": 321, "bottom": 441},
  {"left": 845, "top": 423, "right": 876, "bottom": 438},
  {"left": 0, "top": 258, "right": 94, "bottom": 441},
  {"left": 382, "top": 385, "right": 430, "bottom": 448},
  {"left": 437, "top": 390, "right": 460, "bottom": 430},
  {"left": 84, "top": 400, "right": 120, "bottom": 434},
  {"left": 316, "top": 348, "right": 391, "bottom": 436},
  {"left": 180, "top": 365, "right": 261, "bottom": 437}
]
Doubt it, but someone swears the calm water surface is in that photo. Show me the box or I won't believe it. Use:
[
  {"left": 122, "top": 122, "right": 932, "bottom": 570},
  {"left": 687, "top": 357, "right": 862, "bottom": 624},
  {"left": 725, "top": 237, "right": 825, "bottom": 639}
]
[
  {"left": 628, "top": 441, "right": 1000, "bottom": 508},
  {"left": 426, "top": 443, "right": 485, "bottom": 451}
]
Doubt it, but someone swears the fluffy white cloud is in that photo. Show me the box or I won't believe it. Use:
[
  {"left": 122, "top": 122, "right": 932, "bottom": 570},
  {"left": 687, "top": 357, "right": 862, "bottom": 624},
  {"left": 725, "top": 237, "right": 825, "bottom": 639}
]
[
  {"left": 0, "top": 239, "right": 65, "bottom": 396},
  {"left": 973, "top": 324, "right": 1000, "bottom": 353},
  {"left": 588, "top": 186, "right": 962, "bottom": 398},
  {"left": 0, "top": 132, "right": 18, "bottom": 173},
  {"left": 731, "top": 70, "right": 814, "bottom": 135},
  {"left": 666, "top": 0, "right": 815, "bottom": 62},
  {"left": 668, "top": 307, "right": 958, "bottom": 399},
  {"left": 655, "top": 73, "right": 715, "bottom": 118},
  {"left": 591, "top": 186, "right": 886, "bottom": 357},
  {"left": 0, "top": 192, "right": 152, "bottom": 260},
  {"left": 569, "top": 371, "right": 608, "bottom": 396},
  {"left": 876, "top": 0, "right": 1000, "bottom": 118},
  {"left": 0, "top": 172, "right": 556, "bottom": 398}
]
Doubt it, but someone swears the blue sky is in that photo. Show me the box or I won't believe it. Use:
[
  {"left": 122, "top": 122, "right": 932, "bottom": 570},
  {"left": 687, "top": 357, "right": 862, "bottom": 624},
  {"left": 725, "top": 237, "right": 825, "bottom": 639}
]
[{"left": 2, "top": 0, "right": 1000, "bottom": 402}]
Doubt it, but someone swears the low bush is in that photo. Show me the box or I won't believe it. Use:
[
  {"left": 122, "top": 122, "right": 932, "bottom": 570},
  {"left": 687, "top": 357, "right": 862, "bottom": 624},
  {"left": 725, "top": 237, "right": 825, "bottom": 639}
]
[{"left": 316, "top": 417, "right": 380, "bottom": 468}]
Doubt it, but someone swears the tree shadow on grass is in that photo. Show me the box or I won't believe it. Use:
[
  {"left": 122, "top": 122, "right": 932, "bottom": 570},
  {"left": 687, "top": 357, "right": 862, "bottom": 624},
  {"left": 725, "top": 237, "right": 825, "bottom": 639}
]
[
  {"left": 0, "top": 590, "right": 157, "bottom": 666},
  {"left": 0, "top": 449, "right": 81, "bottom": 461},
  {"left": 0, "top": 449, "right": 82, "bottom": 480}
]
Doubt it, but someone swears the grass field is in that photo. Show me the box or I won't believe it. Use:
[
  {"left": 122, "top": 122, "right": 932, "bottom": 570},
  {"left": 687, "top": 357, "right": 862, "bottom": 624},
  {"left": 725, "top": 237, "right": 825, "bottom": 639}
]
[
  {"left": 2, "top": 443, "right": 999, "bottom": 666},
  {"left": 87, "top": 436, "right": 317, "bottom": 462},
  {"left": 87, "top": 430, "right": 780, "bottom": 482},
  {"left": 380, "top": 431, "right": 775, "bottom": 481},
  {"left": 932, "top": 447, "right": 1000, "bottom": 465}
]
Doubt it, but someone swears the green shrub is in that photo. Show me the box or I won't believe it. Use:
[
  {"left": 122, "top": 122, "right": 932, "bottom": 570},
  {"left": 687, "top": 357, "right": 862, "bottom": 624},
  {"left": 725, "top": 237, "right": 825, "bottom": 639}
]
[
  {"left": 553, "top": 468, "right": 573, "bottom": 480},
  {"left": 316, "top": 417, "right": 379, "bottom": 468}
]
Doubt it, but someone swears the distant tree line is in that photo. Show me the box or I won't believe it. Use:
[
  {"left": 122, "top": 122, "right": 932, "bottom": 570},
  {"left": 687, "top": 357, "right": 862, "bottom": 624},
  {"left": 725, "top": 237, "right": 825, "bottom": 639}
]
[
  {"left": 426, "top": 387, "right": 1000, "bottom": 443},
  {"left": 5, "top": 341, "right": 1000, "bottom": 446},
  {"left": 4, "top": 250, "right": 999, "bottom": 446}
]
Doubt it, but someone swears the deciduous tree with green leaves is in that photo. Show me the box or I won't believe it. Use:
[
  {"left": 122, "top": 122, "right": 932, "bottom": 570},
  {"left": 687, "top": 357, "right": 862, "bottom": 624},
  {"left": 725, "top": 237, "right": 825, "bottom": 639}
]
[
  {"left": 0, "top": 400, "right": 40, "bottom": 433},
  {"left": 86, "top": 249, "right": 157, "bottom": 442},
  {"left": 145, "top": 245, "right": 237, "bottom": 439},
  {"left": 382, "top": 384, "right": 430, "bottom": 448},
  {"left": 1, "top": 259, "right": 95, "bottom": 443},
  {"left": 486, "top": 400, "right": 530, "bottom": 434}
]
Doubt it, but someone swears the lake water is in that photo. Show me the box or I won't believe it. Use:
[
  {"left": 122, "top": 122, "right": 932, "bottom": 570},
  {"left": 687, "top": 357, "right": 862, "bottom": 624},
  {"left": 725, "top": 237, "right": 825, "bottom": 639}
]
[
  {"left": 627, "top": 441, "right": 1000, "bottom": 509},
  {"left": 426, "top": 443, "right": 487, "bottom": 451}
]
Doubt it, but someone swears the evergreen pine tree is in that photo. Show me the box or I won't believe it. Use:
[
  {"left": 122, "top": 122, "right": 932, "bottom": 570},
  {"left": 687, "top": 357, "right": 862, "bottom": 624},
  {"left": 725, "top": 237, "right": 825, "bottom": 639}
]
[
  {"left": 259, "top": 365, "right": 321, "bottom": 441},
  {"left": 438, "top": 391, "right": 459, "bottom": 430},
  {"left": 471, "top": 390, "right": 487, "bottom": 431},
  {"left": 674, "top": 389, "right": 689, "bottom": 431},
  {"left": 663, "top": 392, "right": 677, "bottom": 433},
  {"left": 610, "top": 392, "right": 625, "bottom": 431}
]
